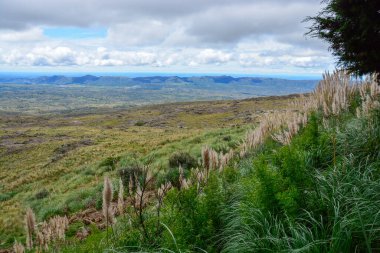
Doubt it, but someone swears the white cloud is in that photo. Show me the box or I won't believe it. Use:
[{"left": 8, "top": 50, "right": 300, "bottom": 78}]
[
  {"left": 0, "top": 27, "right": 44, "bottom": 42},
  {"left": 29, "top": 47, "right": 77, "bottom": 66},
  {"left": 1, "top": 46, "right": 80, "bottom": 66},
  {"left": 0, "top": 43, "right": 332, "bottom": 73},
  {"left": 196, "top": 49, "right": 233, "bottom": 65},
  {"left": 238, "top": 53, "right": 272, "bottom": 67},
  {"left": 0, "top": 0, "right": 334, "bottom": 74}
]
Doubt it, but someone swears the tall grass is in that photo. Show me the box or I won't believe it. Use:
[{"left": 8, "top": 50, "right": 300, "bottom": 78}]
[
  {"left": 222, "top": 158, "right": 380, "bottom": 252},
  {"left": 220, "top": 73, "right": 380, "bottom": 252},
  {"left": 13, "top": 71, "right": 380, "bottom": 252}
]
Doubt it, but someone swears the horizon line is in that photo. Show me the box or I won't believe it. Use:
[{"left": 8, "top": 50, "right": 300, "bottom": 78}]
[{"left": 0, "top": 71, "right": 322, "bottom": 80}]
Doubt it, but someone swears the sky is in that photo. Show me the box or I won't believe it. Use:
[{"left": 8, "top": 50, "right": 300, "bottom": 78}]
[{"left": 0, "top": 0, "right": 335, "bottom": 76}]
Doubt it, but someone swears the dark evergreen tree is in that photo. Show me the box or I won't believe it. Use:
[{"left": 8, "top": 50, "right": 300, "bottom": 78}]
[{"left": 306, "top": 0, "right": 380, "bottom": 76}]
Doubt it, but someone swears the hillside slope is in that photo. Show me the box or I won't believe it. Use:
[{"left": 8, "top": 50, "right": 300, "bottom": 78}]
[
  {"left": 63, "top": 72, "right": 379, "bottom": 252},
  {"left": 0, "top": 95, "right": 295, "bottom": 249},
  {"left": 4, "top": 72, "right": 380, "bottom": 252}
]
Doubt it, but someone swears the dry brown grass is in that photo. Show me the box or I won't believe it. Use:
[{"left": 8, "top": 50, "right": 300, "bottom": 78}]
[
  {"left": 239, "top": 71, "right": 379, "bottom": 155},
  {"left": 36, "top": 215, "right": 69, "bottom": 250}
]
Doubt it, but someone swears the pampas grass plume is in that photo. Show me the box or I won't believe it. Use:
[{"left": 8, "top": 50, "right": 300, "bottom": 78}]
[
  {"left": 13, "top": 240, "right": 25, "bottom": 253},
  {"left": 25, "top": 207, "right": 36, "bottom": 249},
  {"left": 102, "top": 176, "right": 114, "bottom": 225},
  {"left": 117, "top": 178, "right": 125, "bottom": 215}
]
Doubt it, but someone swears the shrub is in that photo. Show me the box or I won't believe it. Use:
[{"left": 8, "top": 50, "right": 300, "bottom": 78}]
[
  {"left": 39, "top": 205, "right": 66, "bottom": 221},
  {"left": 162, "top": 167, "right": 181, "bottom": 189},
  {"left": 98, "top": 156, "right": 120, "bottom": 171},
  {"left": 35, "top": 189, "right": 49, "bottom": 200},
  {"left": 159, "top": 172, "right": 225, "bottom": 252},
  {"left": 222, "top": 135, "right": 232, "bottom": 141},
  {"left": 337, "top": 108, "right": 380, "bottom": 164},
  {"left": 118, "top": 165, "right": 144, "bottom": 192},
  {"left": 66, "top": 221, "right": 84, "bottom": 237},
  {"left": 252, "top": 121, "right": 318, "bottom": 217},
  {"left": 0, "top": 192, "right": 15, "bottom": 202},
  {"left": 221, "top": 166, "right": 239, "bottom": 185},
  {"left": 253, "top": 158, "right": 282, "bottom": 213},
  {"left": 290, "top": 112, "right": 333, "bottom": 170},
  {"left": 168, "top": 151, "right": 198, "bottom": 170},
  {"left": 135, "top": 120, "right": 146, "bottom": 126},
  {"left": 190, "top": 136, "right": 202, "bottom": 144}
]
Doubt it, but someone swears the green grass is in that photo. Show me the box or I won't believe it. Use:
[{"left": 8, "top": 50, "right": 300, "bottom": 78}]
[
  {"left": 0, "top": 96, "right": 294, "bottom": 248},
  {"left": 220, "top": 110, "right": 380, "bottom": 252},
  {"left": 56, "top": 96, "right": 380, "bottom": 252},
  {"left": 5, "top": 87, "right": 379, "bottom": 252}
]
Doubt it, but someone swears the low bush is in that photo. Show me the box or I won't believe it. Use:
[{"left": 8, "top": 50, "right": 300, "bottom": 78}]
[
  {"left": 168, "top": 151, "right": 198, "bottom": 170},
  {"left": 98, "top": 156, "right": 120, "bottom": 171},
  {"left": 118, "top": 165, "right": 144, "bottom": 192},
  {"left": 161, "top": 173, "right": 225, "bottom": 252},
  {"left": 135, "top": 120, "right": 146, "bottom": 126},
  {"left": 0, "top": 192, "right": 15, "bottom": 202},
  {"left": 35, "top": 188, "right": 49, "bottom": 200}
]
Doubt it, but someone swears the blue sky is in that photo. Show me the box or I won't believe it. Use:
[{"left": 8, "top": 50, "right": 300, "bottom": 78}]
[
  {"left": 0, "top": 0, "right": 334, "bottom": 76},
  {"left": 43, "top": 27, "right": 107, "bottom": 39}
]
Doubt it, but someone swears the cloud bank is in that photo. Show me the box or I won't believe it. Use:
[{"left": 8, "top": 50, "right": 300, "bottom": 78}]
[{"left": 0, "top": 0, "right": 333, "bottom": 74}]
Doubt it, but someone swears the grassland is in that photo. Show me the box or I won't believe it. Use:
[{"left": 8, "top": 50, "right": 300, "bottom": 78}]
[
  {"left": 0, "top": 95, "right": 295, "bottom": 247},
  {"left": 54, "top": 72, "right": 379, "bottom": 253}
]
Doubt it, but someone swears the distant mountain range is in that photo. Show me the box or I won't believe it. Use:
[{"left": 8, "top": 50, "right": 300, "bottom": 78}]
[
  {"left": 0, "top": 74, "right": 318, "bottom": 88},
  {"left": 0, "top": 75, "right": 319, "bottom": 114}
]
